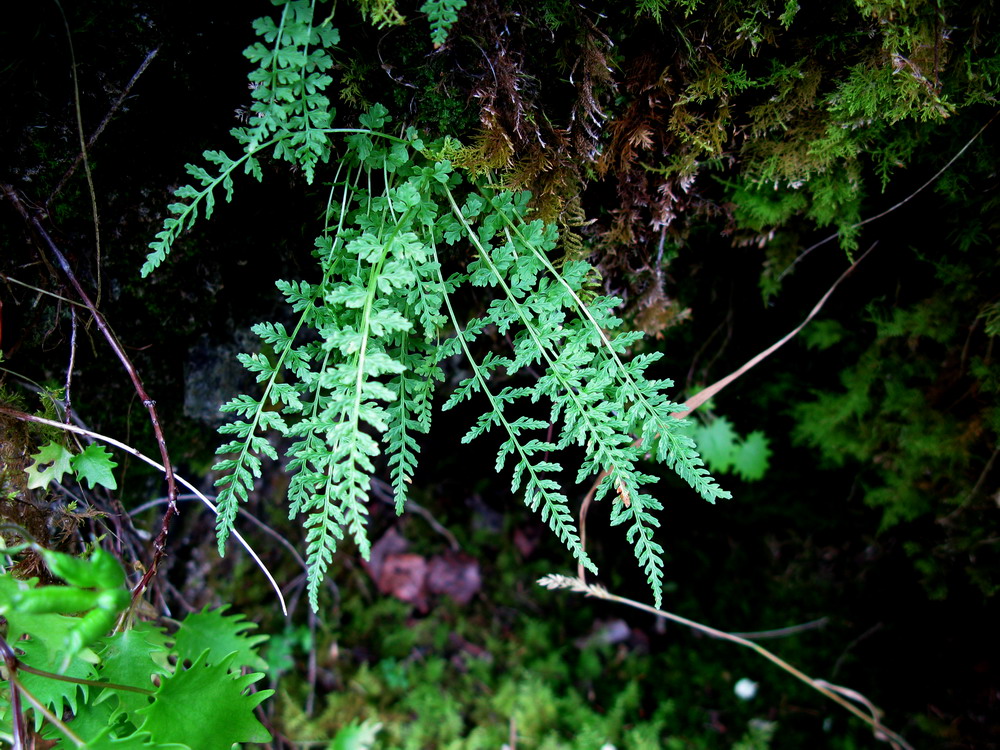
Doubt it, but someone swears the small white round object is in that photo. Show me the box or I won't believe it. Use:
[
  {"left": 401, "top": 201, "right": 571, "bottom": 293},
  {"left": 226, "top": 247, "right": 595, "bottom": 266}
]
[{"left": 734, "top": 677, "right": 759, "bottom": 700}]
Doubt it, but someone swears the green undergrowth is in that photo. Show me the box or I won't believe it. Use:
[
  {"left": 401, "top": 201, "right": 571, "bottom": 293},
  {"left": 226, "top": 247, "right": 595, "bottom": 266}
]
[
  {"left": 790, "top": 156, "right": 1000, "bottom": 599},
  {"left": 251, "top": 510, "right": 868, "bottom": 750},
  {"left": 274, "top": 597, "right": 781, "bottom": 749}
]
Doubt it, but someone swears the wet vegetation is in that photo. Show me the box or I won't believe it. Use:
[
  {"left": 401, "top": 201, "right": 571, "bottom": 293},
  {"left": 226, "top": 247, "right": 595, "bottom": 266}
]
[{"left": 1, "top": 1, "right": 998, "bottom": 747}]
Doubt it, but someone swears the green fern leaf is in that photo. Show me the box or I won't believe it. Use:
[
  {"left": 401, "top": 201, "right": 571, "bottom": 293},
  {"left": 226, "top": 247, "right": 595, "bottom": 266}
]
[
  {"left": 70, "top": 444, "right": 118, "bottom": 491},
  {"left": 421, "top": 0, "right": 467, "bottom": 47}
]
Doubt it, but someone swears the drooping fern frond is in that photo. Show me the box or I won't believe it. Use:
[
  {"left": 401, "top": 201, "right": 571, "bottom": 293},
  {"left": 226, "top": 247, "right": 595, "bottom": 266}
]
[
  {"left": 141, "top": 147, "right": 270, "bottom": 277},
  {"left": 429, "top": 183, "right": 729, "bottom": 605},
  {"left": 142, "top": 0, "right": 338, "bottom": 278},
  {"left": 478, "top": 188, "right": 731, "bottom": 506},
  {"left": 237, "top": 0, "right": 339, "bottom": 180},
  {"left": 421, "top": 0, "right": 467, "bottom": 48},
  {"left": 144, "top": 4, "right": 729, "bottom": 612},
  {"left": 435, "top": 253, "right": 597, "bottom": 577}
]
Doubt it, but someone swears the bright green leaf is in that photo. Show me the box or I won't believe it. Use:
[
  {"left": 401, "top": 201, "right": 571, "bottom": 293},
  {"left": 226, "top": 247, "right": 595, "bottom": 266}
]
[
  {"left": 329, "top": 719, "right": 383, "bottom": 750},
  {"left": 172, "top": 605, "right": 268, "bottom": 671},
  {"left": 731, "top": 430, "right": 772, "bottom": 482},
  {"left": 95, "top": 623, "right": 173, "bottom": 720},
  {"left": 134, "top": 651, "right": 274, "bottom": 750},
  {"left": 70, "top": 444, "right": 119, "bottom": 490},
  {"left": 691, "top": 417, "right": 739, "bottom": 474},
  {"left": 25, "top": 441, "right": 73, "bottom": 490},
  {"left": 7, "top": 611, "right": 98, "bottom": 730}
]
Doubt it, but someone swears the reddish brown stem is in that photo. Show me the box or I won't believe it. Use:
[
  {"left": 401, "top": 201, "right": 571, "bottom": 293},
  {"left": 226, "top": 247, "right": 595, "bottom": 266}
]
[
  {"left": 1, "top": 182, "right": 178, "bottom": 608},
  {"left": 0, "top": 635, "right": 29, "bottom": 749}
]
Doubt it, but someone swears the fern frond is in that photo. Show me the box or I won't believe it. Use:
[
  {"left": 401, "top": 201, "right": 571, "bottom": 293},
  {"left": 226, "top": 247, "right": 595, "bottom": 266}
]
[
  {"left": 147, "top": 0, "right": 730, "bottom": 607},
  {"left": 386, "top": 344, "right": 441, "bottom": 513},
  {"left": 435, "top": 250, "right": 597, "bottom": 575},
  {"left": 144, "top": 2, "right": 342, "bottom": 276},
  {"left": 240, "top": 0, "right": 339, "bottom": 181},
  {"left": 421, "top": 0, "right": 467, "bottom": 48},
  {"left": 141, "top": 146, "right": 272, "bottom": 277},
  {"left": 482, "top": 186, "right": 732, "bottom": 507}
]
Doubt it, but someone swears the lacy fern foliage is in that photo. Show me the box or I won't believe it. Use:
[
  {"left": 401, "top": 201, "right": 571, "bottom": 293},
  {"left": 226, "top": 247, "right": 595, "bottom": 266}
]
[
  {"left": 421, "top": 0, "right": 467, "bottom": 47},
  {"left": 144, "top": 1, "right": 728, "bottom": 611}
]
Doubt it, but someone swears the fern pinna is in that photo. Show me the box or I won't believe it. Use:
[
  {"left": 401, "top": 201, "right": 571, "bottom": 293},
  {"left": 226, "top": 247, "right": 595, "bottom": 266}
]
[{"left": 142, "top": 0, "right": 728, "bottom": 611}]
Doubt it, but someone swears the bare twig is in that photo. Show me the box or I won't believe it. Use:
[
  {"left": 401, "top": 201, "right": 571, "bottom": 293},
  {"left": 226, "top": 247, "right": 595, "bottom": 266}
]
[
  {"left": 0, "top": 273, "right": 87, "bottom": 308},
  {"left": 130, "top": 494, "right": 308, "bottom": 574},
  {"left": 685, "top": 307, "right": 733, "bottom": 393},
  {"left": 369, "top": 477, "right": 461, "bottom": 551},
  {"left": 832, "top": 622, "right": 884, "bottom": 678},
  {"left": 778, "top": 110, "right": 999, "bottom": 280},
  {"left": 46, "top": 46, "right": 160, "bottom": 204},
  {"left": 51, "top": 0, "right": 103, "bottom": 306},
  {"left": 0, "top": 634, "right": 28, "bottom": 749},
  {"left": 15, "top": 662, "right": 152, "bottom": 695},
  {"left": 937, "top": 446, "right": 999, "bottom": 526},
  {"left": 3, "top": 375, "right": 148, "bottom": 571},
  {"left": 65, "top": 306, "right": 77, "bottom": 427},
  {"left": 1, "top": 184, "right": 179, "bottom": 610},
  {"left": 729, "top": 616, "right": 830, "bottom": 640}
]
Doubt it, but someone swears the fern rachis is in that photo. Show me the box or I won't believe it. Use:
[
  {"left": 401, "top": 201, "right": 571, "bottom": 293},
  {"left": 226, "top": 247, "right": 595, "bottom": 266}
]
[{"left": 142, "top": 1, "right": 727, "bottom": 611}]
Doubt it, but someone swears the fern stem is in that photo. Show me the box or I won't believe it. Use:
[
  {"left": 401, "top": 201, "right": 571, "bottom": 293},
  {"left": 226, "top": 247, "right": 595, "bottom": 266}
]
[
  {"left": 430, "top": 241, "right": 596, "bottom": 573},
  {"left": 442, "top": 186, "right": 631, "bottom": 486},
  {"left": 490, "top": 190, "right": 685, "bottom": 434}
]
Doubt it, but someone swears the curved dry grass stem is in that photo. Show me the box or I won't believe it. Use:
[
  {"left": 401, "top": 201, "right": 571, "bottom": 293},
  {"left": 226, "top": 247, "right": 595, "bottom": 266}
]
[
  {"left": 539, "top": 574, "right": 914, "bottom": 750},
  {"left": 576, "top": 244, "right": 877, "bottom": 582}
]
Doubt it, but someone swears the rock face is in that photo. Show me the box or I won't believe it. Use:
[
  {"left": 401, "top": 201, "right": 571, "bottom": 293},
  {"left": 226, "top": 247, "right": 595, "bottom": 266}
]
[{"left": 183, "top": 332, "right": 256, "bottom": 424}]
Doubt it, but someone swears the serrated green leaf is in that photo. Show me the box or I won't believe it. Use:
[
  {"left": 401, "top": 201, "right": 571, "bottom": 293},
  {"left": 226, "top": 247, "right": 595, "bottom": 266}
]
[
  {"left": 134, "top": 651, "right": 273, "bottom": 750},
  {"left": 70, "top": 444, "right": 119, "bottom": 490},
  {"left": 691, "top": 417, "right": 740, "bottom": 474},
  {"left": 6, "top": 610, "right": 98, "bottom": 730},
  {"left": 94, "top": 623, "right": 173, "bottom": 720},
  {"left": 731, "top": 430, "right": 772, "bottom": 482},
  {"left": 802, "top": 319, "right": 847, "bottom": 350},
  {"left": 330, "top": 719, "right": 383, "bottom": 750},
  {"left": 172, "top": 605, "right": 268, "bottom": 671},
  {"left": 25, "top": 441, "right": 74, "bottom": 490},
  {"left": 61, "top": 727, "right": 188, "bottom": 749},
  {"left": 46, "top": 698, "right": 116, "bottom": 748}
]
